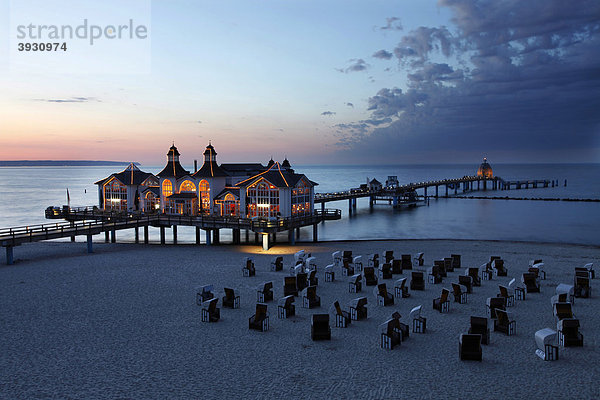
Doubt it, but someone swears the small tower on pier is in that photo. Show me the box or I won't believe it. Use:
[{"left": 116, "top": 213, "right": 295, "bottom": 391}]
[{"left": 477, "top": 157, "right": 493, "bottom": 178}]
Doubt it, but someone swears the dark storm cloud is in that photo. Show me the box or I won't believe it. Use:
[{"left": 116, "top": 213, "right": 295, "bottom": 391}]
[
  {"left": 372, "top": 50, "right": 394, "bottom": 60},
  {"left": 335, "top": 0, "right": 600, "bottom": 162}
]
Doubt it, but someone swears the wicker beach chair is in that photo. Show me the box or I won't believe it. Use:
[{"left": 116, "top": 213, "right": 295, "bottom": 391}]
[
  {"left": 535, "top": 328, "right": 558, "bottom": 361},
  {"left": 469, "top": 316, "right": 490, "bottom": 345},
  {"left": 557, "top": 318, "right": 583, "bottom": 347},
  {"left": 574, "top": 276, "right": 591, "bottom": 298},
  {"left": 270, "top": 256, "right": 283, "bottom": 272},
  {"left": 332, "top": 251, "right": 342, "bottom": 268},
  {"left": 243, "top": 257, "right": 256, "bottom": 277},
  {"left": 401, "top": 254, "right": 413, "bottom": 270},
  {"left": 296, "top": 272, "right": 308, "bottom": 292},
  {"left": 410, "top": 271, "right": 425, "bottom": 291},
  {"left": 379, "top": 263, "right": 392, "bottom": 280},
  {"left": 201, "top": 298, "right": 220, "bottom": 322},
  {"left": 277, "top": 295, "right": 295, "bottom": 319},
  {"left": 492, "top": 259, "right": 508, "bottom": 276},
  {"left": 307, "top": 269, "right": 319, "bottom": 286},
  {"left": 459, "top": 275, "right": 473, "bottom": 293},
  {"left": 249, "top": 303, "right": 270, "bottom": 331},
  {"left": 494, "top": 309, "right": 516, "bottom": 335},
  {"left": 380, "top": 318, "right": 402, "bottom": 350},
  {"left": 459, "top": 334, "right": 482, "bottom": 361},
  {"left": 414, "top": 252, "right": 424, "bottom": 267},
  {"left": 428, "top": 264, "right": 443, "bottom": 284},
  {"left": 222, "top": 287, "right": 240, "bottom": 309},
  {"left": 353, "top": 256, "right": 363, "bottom": 272},
  {"left": 451, "top": 254, "right": 461, "bottom": 269},
  {"left": 552, "top": 283, "right": 574, "bottom": 306},
  {"left": 444, "top": 257, "right": 454, "bottom": 273},
  {"left": 452, "top": 283, "right": 468, "bottom": 304},
  {"left": 375, "top": 283, "right": 394, "bottom": 306},
  {"left": 522, "top": 272, "right": 540, "bottom": 293},
  {"left": 553, "top": 302, "right": 574, "bottom": 322},
  {"left": 324, "top": 264, "right": 335, "bottom": 282},
  {"left": 394, "top": 277, "right": 409, "bottom": 298},
  {"left": 467, "top": 267, "right": 482, "bottom": 286},
  {"left": 383, "top": 250, "right": 394, "bottom": 265},
  {"left": 343, "top": 250, "right": 353, "bottom": 264},
  {"left": 433, "top": 288, "right": 450, "bottom": 313},
  {"left": 410, "top": 305, "right": 426, "bottom": 333},
  {"left": 284, "top": 276, "right": 298, "bottom": 297},
  {"left": 391, "top": 311, "right": 410, "bottom": 340},
  {"left": 486, "top": 297, "right": 506, "bottom": 319},
  {"left": 349, "top": 297, "right": 368, "bottom": 321},
  {"left": 368, "top": 253, "right": 379, "bottom": 269},
  {"left": 311, "top": 314, "right": 331, "bottom": 341},
  {"left": 342, "top": 260, "right": 355, "bottom": 277},
  {"left": 332, "top": 301, "right": 351, "bottom": 327},
  {"left": 364, "top": 266, "right": 378, "bottom": 286},
  {"left": 302, "top": 285, "right": 321, "bottom": 309},
  {"left": 391, "top": 259, "right": 403, "bottom": 274},
  {"left": 434, "top": 260, "right": 447, "bottom": 278},
  {"left": 196, "top": 285, "right": 214, "bottom": 305},
  {"left": 349, "top": 273, "right": 362, "bottom": 293},
  {"left": 257, "top": 281, "right": 274, "bottom": 303},
  {"left": 497, "top": 284, "right": 515, "bottom": 307}
]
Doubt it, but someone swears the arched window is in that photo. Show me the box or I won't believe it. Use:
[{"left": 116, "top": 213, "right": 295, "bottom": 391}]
[
  {"left": 179, "top": 180, "right": 196, "bottom": 192},
  {"left": 199, "top": 179, "right": 210, "bottom": 212},
  {"left": 145, "top": 192, "right": 159, "bottom": 212},
  {"left": 103, "top": 179, "right": 127, "bottom": 211},
  {"left": 292, "top": 178, "right": 311, "bottom": 215},
  {"left": 162, "top": 180, "right": 173, "bottom": 197},
  {"left": 247, "top": 179, "right": 279, "bottom": 217}
]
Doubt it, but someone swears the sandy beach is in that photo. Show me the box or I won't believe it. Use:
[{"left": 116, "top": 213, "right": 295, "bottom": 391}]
[{"left": 1, "top": 239, "right": 598, "bottom": 399}]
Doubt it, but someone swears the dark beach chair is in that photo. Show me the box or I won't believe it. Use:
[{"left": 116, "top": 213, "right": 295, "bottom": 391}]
[
  {"left": 243, "top": 257, "right": 256, "bottom": 277},
  {"left": 467, "top": 267, "right": 481, "bottom": 286},
  {"left": 271, "top": 256, "right": 283, "bottom": 271},
  {"left": 284, "top": 276, "right": 298, "bottom": 297},
  {"left": 444, "top": 257, "right": 454, "bottom": 273},
  {"left": 257, "top": 281, "right": 274, "bottom": 303},
  {"left": 196, "top": 285, "right": 214, "bottom": 305},
  {"left": 391, "top": 259, "right": 402, "bottom": 274},
  {"left": 391, "top": 311, "right": 410, "bottom": 340},
  {"left": 451, "top": 254, "right": 461, "bottom": 269},
  {"left": 493, "top": 259, "right": 508, "bottom": 276},
  {"left": 222, "top": 287, "right": 240, "bottom": 309},
  {"left": 553, "top": 302, "right": 574, "bottom": 322},
  {"left": 494, "top": 309, "right": 516, "bottom": 336},
  {"left": 452, "top": 283, "right": 468, "bottom": 304},
  {"left": 410, "top": 271, "right": 425, "bottom": 291},
  {"left": 342, "top": 260, "right": 354, "bottom": 277},
  {"left": 311, "top": 314, "right": 331, "bottom": 341},
  {"left": 307, "top": 269, "right": 318, "bottom": 286},
  {"left": 380, "top": 318, "right": 402, "bottom": 350},
  {"left": 349, "top": 273, "right": 362, "bottom": 293},
  {"left": 459, "top": 334, "right": 482, "bottom": 361},
  {"left": 414, "top": 252, "right": 424, "bottom": 267},
  {"left": 468, "top": 316, "right": 490, "bottom": 345},
  {"left": 376, "top": 283, "right": 394, "bottom": 306},
  {"left": 394, "top": 277, "right": 409, "bottom": 298},
  {"left": 349, "top": 297, "right": 368, "bottom": 321},
  {"left": 401, "top": 254, "right": 413, "bottom": 270},
  {"left": 410, "top": 305, "right": 426, "bottom": 333},
  {"left": 201, "top": 298, "right": 220, "bottom": 322},
  {"left": 379, "top": 263, "right": 392, "bottom": 280},
  {"left": 486, "top": 297, "right": 506, "bottom": 319},
  {"left": 428, "top": 264, "right": 443, "bottom": 284},
  {"left": 364, "top": 266, "right": 378, "bottom": 286},
  {"left": 557, "top": 318, "right": 583, "bottom": 347},
  {"left": 296, "top": 272, "right": 308, "bottom": 292},
  {"left": 332, "top": 300, "right": 351, "bottom": 328},
  {"left": 574, "top": 276, "right": 591, "bottom": 298},
  {"left": 459, "top": 275, "right": 473, "bottom": 293},
  {"left": 383, "top": 250, "right": 394, "bottom": 264},
  {"left": 343, "top": 250, "right": 353, "bottom": 264},
  {"left": 368, "top": 253, "right": 380, "bottom": 269},
  {"left": 433, "top": 288, "right": 450, "bottom": 313},
  {"left": 434, "top": 260, "right": 447, "bottom": 278},
  {"left": 497, "top": 284, "right": 515, "bottom": 307},
  {"left": 302, "top": 285, "right": 321, "bottom": 309},
  {"left": 249, "top": 303, "right": 270, "bottom": 331},
  {"left": 522, "top": 272, "right": 540, "bottom": 293},
  {"left": 277, "top": 295, "right": 295, "bottom": 319}
]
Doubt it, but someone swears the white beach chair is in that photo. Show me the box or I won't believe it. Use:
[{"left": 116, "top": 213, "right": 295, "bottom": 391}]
[
  {"left": 535, "top": 328, "right": 558, "bottom": 361},
  {"left": 551, "top": 283, "right": 575, "bottom": 307},
  {"left": 325, "top": 264, "right": 335, "bottom": 282},
  {"left": 533, "top": 262, "right": 546, "bottom": 280},
  {"left": 349, "top": 274, "right": 362, "bottom": 293},
  {"left": 332, "top": 251, "right": 342, "bottom": 268},
  {"left": 353, "top": 256, "right": 363, "bottom": 272},
  {"left": 196, "top": 284, "right": 214, "bottom": 305},
  {"left": 294, "top": 250, "right": 306, "bottom": 264},
  {"left": 410, "top": 305, "right": 426, "bottom": 333},
  {"left": 367, "top": 253, "right": 378, "bottom": 268},
  {"left": 380, "top": 319, "right": 402, "bottom": 350},
  {"left": 394, "top": 277, "right": 408, "bottom": 298},
  {"left": 305, "top": 256, "right": 317, "bottom": 272},
  {"left": 414, "top": 252, "right": 424, "bottom": 267},
  {"left": 277, "top": 295, "right": 295, "bottom": 319}
]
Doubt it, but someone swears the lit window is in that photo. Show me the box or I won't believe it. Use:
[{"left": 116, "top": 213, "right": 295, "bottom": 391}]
[
  {"left": 162, "top": 180, "right": 173, "bottom": 197},
  {"left": 179, "top": 180, "right": 196, "bottom": 192}
]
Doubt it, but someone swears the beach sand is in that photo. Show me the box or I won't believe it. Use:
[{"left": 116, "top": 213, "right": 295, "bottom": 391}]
[{"left": 1, "top": 239, "right": 598, "bottom": 399}]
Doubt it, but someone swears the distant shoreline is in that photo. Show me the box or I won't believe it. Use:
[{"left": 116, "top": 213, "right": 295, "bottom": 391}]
[{"left": 0, "top": 161, "right": 138, "bottom": 167}]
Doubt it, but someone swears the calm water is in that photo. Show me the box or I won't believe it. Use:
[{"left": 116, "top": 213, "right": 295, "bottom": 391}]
[{"left": 0, "top": 164, "right": 598, "bottom": 245}]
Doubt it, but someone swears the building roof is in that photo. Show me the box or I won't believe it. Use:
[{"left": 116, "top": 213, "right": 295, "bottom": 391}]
[
  {"left": 94, "top": 163, "right": 156, "bottom": 186},
  {"left": 220, "top": 163, "right": 266, "bottom": 175},
  {"left": 141, "top": 186, "right": 160, "bottom": 196},
  {"left": 192, "top": 161, "right": 230, "bottom": 178},
  {"left": 369, "top": 178, "right": 382, "bottom": 185},
  {"left": 157, "top": 159, "right": 190, "bottom": 178},
  {"left": 235, "top": 163, "right": 316, "bottom": 189},
  {"left": 168, "top": 145, "right": 180, "bottom": 156},
  {"left": 214, "top": 187, "right": 240, "bottom": 200},
  {"left": 477, "top": 157, "right": 493, "bottom": 178}
]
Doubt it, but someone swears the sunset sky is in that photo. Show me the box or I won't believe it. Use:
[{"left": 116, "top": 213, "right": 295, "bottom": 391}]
[{"left": 1, "top": 0, "right": 599, "bottom": 166}]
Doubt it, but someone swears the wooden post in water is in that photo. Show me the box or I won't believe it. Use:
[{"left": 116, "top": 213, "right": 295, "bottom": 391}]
[
  {"left": 144, "top": 226, "right": 149, "bottom": 244},
  {"left": 173, "top": 225, "right": 178, "bottom": 244},
  {"left": 87, "top": 234, "right": 93, "bottom": 253},
  {"left": 105, "top": 231, "right": 109, "bottom": 243},
  {"left": 435, "top": 186, "right": 439, "bottom": 198},
  {"left": 205, "top": 229, "right": 212, "bottom": 245},
  {"left": 160, "top": 227, "right": 165, "bottom": 245},
  {"left": 6, "top": 246, "right": 14, "bottom": 265},
  {"left": 213, "top": 229, "right": 220, "bottom": 244},
  {"left": 134, "top": 227, "right": 139, "bottom": 244},
  {"left": 196, "top": 227, "right": 201, "bottom": 244},
  {"left": 312, "top": 223, "right": 318, "bottom": 243},
  {"left": 110, "top": 229, "right": 116, "bottom": 243},
  {"left": 288, "top": 229, "right": 296, "bottom": 245},
  {"left": 70, "top": 221, "right": 75, "bottom": 242}
]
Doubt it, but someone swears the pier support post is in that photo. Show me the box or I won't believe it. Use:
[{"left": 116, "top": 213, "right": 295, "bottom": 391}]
[
  {"left": 233, "top": 229, "right": 240, "bottom": 244},
  {"left": 255, "top": 232, "right": 259, "bottom": 243},
  {"left": 392, "top": 196, "right": 398, "bottom": 207},
  {"left": 288, "top": 229, "right": 296, "bottom": 245},
  {"left": 87, "top": 235, "right": 93, "bottom": 253},
  {"left": 160, "top": 227, "right": 165, "bottom": 245},
  {"left": 272, "top": 232, "right": 277, "bottom": 244},
  {"left": 196, "top": 227, "right": 201, "bottom": 244},
  {"left": 173, "top": 225, "right": 178, "bottom": 244},
  {"left": 70, "top": 221, "right": 75, "bottom": 242},
  {"left": 454, "top": 186, "right": 458, "bottom": 195},
  {"left": 352, "top": 198, "right": 357, "bottom": 209},
  {"left": 321, "top": 202, "right": 325, "bottom": 213},
  {"left": 134, "top": 227, "right": 139, "bottom": 244},
  {"left": 445, "top": 185, "right": 449, "bottom": 197},
  {"left": 262, "top": 233, "right": 269, "bottom": 251},
  {"left": 6, "top": 246, "right": 14, "bottom": 265},
  {"left": 213, "top": 229, "right": 220, "bottom": 244},
  {"left": 424, "top": 187, "right": 428, "bottom": 198},
  {"left": 105, "top": 231, "right": 109, "bottom": 243},
  {"left": 483, "top": 180, "right": 487, "bottom": 190},
  {"left": 144, "top": 226, "right": 149, "bottom": 244},
  {"left": 312, "top": 223, "right": 318, "bottom": 242},
  {"left": 435, "top": 186, "right": 439, "bottom": 198},
  {"left": 296, "top": 227, "right": 300, "bottom": 239},
  {"left": 477, "top": 180, "right": 480, "bottom": 190},
  {"left": 205, "top": 229, "right": 212, "bottom": 246},
  {"left": 348, "top": 198, "right": 353, "bottom": 214},
  {"left": 245, "top": 229, "right": 249, "bottom": 243},
  {"left": 110, "top": 229, "right": 116, "bottom": 243}
]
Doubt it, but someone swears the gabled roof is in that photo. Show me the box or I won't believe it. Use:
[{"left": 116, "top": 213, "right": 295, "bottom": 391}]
[
  {"left": 235, "top": 162, "right": 316, "bottom": 189},
  {"left": 192, "top": 161, "right": 229, "bottom": 178},
  {"left": 141, "top": 186, "right": 160, "bottom": 196},
  {"left": 157, "top": 160, "right": 190, "bottom": 178},
  {"left": 214, "top": 187, "right": 240, "bottom": 200},
  {"left": 94, "top": 163, "right": 156, "bottom": 186},
  {"left": 369, "top": 178, "right": 382, "bottom": 185}
]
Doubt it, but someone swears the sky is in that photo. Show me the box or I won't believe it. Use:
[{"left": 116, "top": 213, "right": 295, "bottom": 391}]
[{"left": 0, "top": 0, "right": 599, "bottom": 166}]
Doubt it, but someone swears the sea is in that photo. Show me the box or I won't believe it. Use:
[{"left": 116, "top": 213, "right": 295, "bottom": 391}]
[{"left": 0, "top": 163, "right": 598, "bottom": 245}]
